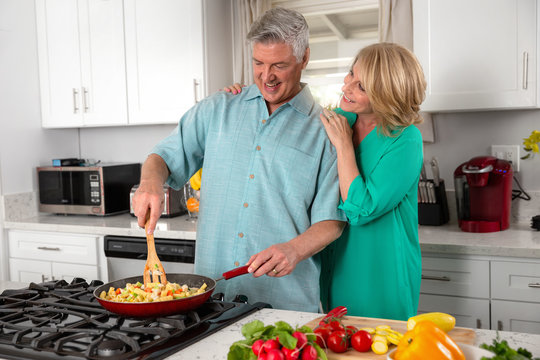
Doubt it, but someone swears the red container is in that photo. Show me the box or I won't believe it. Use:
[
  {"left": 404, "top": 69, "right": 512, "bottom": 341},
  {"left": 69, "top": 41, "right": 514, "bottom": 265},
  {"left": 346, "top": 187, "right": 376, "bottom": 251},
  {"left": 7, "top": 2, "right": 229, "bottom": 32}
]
[{"left": 454, "top": 156, "right": 513, "bottom": 233}]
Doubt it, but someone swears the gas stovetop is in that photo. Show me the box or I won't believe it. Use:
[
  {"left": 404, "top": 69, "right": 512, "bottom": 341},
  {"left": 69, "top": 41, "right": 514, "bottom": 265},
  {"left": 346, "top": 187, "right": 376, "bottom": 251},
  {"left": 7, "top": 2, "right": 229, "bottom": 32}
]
[{"left": 0, "top": 278, "right": 270, "bottom": 360}]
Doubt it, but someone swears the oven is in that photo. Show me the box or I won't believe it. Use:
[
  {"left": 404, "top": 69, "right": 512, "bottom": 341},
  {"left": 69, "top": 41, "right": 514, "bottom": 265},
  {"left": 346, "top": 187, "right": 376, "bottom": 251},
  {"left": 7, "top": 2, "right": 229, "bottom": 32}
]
[{"left": 104, "top": 235, "right": 195, "bottom": 280}]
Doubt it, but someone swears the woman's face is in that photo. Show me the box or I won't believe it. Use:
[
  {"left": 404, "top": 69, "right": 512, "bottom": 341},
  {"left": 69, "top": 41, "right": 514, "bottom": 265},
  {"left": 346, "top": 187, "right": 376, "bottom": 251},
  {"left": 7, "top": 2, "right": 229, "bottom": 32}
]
[{"left": 339, "top": 61, "right": 373, "bottom": 115}]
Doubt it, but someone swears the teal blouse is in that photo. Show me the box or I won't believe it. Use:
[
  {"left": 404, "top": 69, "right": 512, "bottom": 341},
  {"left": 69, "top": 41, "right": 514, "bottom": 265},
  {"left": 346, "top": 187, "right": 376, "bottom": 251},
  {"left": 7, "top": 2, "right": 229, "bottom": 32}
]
[{"left": 321, "top": 109, "right": 423, "bottom": 320}]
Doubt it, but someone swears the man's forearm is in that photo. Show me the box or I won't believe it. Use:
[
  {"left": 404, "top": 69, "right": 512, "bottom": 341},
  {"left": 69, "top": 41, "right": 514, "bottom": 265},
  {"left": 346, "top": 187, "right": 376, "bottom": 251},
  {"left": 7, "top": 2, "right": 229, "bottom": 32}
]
[
  {"left": 290, "top": 220, "right": 346, "bottom": 262},
  {"left": 140, "top": 153, "right": 170, "bottom": 186}
]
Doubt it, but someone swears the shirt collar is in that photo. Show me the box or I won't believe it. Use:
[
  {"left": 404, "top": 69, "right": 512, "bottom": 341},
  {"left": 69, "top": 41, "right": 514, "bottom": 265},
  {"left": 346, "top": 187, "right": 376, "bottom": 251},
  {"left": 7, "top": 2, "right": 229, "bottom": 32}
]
[{"left": 243, "top": 83, "right": 314, "bottom": 116}]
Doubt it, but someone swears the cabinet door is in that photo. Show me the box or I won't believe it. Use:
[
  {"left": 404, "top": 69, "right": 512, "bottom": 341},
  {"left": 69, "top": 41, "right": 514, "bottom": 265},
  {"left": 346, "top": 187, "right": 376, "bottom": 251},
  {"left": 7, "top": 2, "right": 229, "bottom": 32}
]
[
  {"left": 492, "top": 300, "right": 540, "bottom": 335},
  {"left": 491, "top": 260, "right": 540, "bottom": 303},
  {"left": 36, "top": 0, "right": 127, "bottom": 128},
  {"left": 420, "top": 256, "right": 490, "bottom": 298},
  {"left": 413, "top": 0, "right": 537, "bottom": 112},
  {"left": 9, "top": 258, "right": 52, "bottom": 283},
  {"left": 36, "top": 0, "right": 84, "bottom": 127},
  {"left": 52, "top": 262, "right": 100, "bottom": 283},
  {"left": 124, "top": 0, "right": 204, "bottom": 125},
  {"left": 418, "top": 294, "right": 490, "bottom": 329}
]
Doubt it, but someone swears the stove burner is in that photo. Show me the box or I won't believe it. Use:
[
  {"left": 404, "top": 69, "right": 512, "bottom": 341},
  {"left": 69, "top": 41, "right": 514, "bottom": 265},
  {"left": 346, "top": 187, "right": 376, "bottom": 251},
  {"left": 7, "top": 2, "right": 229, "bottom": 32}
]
[
  {"left": 0, "top": 278, "right": 270, "bottom": 360},
  {"left": 96, "top": 340, "right": 125, "bottom": 357}
]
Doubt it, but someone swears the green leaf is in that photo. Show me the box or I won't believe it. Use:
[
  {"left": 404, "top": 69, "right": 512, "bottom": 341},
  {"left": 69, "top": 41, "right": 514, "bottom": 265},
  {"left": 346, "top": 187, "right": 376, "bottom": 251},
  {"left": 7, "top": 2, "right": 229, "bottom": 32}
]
[
  {"left": 241, "top": 320, "right": 265, "bottom": 339},
  {"left": 275, "top": 321, "right": 294, "bottom": 332},
  {"left": 227, "top": 341, "right": 255, "bottom": 360},
  {"left": 314, "top": 343, "right": 328, "bottom": 360},
  {"left": 276, "top": 330, "right": 297, "bottom": 349}
]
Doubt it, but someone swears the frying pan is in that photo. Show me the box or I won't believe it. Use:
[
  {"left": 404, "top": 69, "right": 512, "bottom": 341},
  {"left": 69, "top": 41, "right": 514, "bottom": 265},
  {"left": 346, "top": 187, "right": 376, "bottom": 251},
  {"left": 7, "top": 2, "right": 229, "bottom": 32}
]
[{"left": 93, "top": 265, "right": 249, "bottom": 318}]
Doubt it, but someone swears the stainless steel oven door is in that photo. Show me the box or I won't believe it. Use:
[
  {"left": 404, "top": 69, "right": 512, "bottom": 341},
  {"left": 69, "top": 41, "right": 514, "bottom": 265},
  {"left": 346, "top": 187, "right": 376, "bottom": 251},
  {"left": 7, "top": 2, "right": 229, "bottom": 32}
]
[{"left": 104, "top": 235, "right": 195, "bottom": 281}]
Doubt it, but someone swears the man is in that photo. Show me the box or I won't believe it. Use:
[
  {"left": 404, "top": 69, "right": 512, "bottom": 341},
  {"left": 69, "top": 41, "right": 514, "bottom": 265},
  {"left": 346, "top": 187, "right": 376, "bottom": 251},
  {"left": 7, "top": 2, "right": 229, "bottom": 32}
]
[{"left": 132, "top": 8, "right": 345, "bottom": 312}]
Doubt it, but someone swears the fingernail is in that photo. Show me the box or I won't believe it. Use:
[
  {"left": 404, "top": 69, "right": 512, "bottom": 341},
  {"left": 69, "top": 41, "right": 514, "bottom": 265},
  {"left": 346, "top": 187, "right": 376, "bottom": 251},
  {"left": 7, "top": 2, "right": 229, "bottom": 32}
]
[
  {"left": 233, "top": 91, "right": 237, "bottom": 94},
  {"left": 247, "top": 267, "right": 253, "bottom": 273}
]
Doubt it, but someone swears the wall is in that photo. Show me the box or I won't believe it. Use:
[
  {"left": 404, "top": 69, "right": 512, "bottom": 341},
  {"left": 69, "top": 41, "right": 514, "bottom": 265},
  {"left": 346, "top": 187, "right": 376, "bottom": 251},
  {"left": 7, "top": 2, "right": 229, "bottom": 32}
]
[{"left": 425, "top": 110, "right": 540, "bottom": 192}]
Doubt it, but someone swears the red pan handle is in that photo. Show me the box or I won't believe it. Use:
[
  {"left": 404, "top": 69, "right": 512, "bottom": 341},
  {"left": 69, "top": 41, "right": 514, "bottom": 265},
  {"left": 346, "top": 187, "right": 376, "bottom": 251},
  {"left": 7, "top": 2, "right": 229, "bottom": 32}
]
[{"left": 222, "top": 265, "right": 250, "bottom": 280}]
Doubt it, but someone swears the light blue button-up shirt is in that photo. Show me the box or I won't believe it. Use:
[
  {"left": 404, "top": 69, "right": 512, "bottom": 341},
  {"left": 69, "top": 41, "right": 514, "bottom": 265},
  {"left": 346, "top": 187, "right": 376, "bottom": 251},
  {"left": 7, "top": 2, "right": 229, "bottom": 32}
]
[{"left": 152, "top": 84, "right": 345, "bottom": 312}]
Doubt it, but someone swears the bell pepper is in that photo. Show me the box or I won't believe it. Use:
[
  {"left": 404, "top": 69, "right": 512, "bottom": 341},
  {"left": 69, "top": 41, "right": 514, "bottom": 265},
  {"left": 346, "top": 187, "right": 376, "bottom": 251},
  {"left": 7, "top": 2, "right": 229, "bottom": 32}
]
[{"left": 394, "top": 321, "right": 465, "bottom": 360}]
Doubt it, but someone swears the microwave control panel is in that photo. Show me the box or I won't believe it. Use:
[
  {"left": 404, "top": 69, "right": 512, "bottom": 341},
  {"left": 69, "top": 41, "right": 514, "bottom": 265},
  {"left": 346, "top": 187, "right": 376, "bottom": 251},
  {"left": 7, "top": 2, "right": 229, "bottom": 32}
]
[{"left": 89, "top": 174, "right": 101, "bottom": 204}]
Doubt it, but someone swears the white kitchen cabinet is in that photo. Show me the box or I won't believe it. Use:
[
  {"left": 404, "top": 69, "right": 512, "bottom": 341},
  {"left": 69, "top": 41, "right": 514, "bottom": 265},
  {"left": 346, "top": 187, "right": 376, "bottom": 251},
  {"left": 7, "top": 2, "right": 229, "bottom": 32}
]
[
  {"left": 418, "top": 255, "right": 490, "bottom": 329},
  {"left": 8, "top": 230, "right": 106, "bottom": 282},
  {"left": 413, "top": 0, "right": 537, "bottom": 112},
  {"left": 490, "top": 260, "right": 540, "bottom": 334},
  {"left": 35, "top": 0, "right": 233, "bottom": 128},
  {"left": 35, "top": 0, "right": 128, "bottom": 128}
]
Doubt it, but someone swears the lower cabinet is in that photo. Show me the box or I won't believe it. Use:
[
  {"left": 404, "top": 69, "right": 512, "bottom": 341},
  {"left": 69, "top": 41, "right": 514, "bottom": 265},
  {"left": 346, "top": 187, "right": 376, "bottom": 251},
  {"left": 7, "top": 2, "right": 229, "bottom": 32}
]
[
  {"left": 8, "top": 230, "right": 106, "bottom": 283},
  {"left": 420, "top": 254, "right": 540, "bottom": 334}
]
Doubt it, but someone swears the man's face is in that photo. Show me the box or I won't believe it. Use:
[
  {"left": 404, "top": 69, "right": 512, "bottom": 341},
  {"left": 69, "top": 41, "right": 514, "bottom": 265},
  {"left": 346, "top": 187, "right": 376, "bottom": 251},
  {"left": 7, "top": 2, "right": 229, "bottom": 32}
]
[{"left": 252, "top": 42, "right": 309, "bottom": 114}]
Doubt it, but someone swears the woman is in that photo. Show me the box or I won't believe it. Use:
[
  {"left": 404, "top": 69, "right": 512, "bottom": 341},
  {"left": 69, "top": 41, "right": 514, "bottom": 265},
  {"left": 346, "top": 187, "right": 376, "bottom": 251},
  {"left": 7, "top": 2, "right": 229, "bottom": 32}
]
[
  {"left": 224, "top": 42, "right": 426, "bottom": 320},
  {"left": 318, "top": 42, "right": 426, "bottom": 320}
]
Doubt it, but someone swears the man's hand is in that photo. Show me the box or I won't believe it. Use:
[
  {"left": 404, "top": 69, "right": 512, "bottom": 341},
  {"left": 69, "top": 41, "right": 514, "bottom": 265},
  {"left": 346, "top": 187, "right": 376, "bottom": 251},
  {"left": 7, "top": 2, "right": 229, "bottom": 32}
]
[
  {"left": 132, "top": 154, "right": 170, "bottom": 234},
  {"left": 246, "top": 242, "right": 299, "bottom": 277}
]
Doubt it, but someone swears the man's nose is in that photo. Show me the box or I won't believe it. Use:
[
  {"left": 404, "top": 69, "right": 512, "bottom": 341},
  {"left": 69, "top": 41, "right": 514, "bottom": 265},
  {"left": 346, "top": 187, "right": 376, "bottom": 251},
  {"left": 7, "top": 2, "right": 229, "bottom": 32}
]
[{"left": 261, "top": 66, "right": 275, "bottom": 81}]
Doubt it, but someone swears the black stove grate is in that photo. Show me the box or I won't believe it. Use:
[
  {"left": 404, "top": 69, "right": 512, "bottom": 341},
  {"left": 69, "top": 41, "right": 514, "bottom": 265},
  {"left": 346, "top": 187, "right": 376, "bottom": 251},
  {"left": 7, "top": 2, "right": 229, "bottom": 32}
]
[{"left": 0, "top": 278, "right": 269, "bottom": 360}]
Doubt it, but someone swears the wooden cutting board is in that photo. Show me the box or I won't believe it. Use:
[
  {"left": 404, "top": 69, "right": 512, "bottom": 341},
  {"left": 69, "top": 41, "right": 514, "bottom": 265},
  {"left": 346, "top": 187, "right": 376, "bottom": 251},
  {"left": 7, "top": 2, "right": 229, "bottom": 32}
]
[{"left": 304, "top": 315, "right": 476, "bottom": 359}]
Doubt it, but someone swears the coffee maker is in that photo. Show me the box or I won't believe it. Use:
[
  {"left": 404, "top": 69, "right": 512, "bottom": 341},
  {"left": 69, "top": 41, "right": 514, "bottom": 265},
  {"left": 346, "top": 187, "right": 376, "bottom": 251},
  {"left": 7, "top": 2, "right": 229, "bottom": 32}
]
[{"left": 454, "top": 156, "right": 513, "bottom": 233}]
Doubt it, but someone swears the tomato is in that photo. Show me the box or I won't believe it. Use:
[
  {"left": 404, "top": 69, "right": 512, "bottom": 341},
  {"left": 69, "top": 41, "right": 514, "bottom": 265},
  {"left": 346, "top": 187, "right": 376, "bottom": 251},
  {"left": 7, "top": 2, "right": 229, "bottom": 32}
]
[
  {"left": 252, "top": 339, "right": 265, "bottom": 356},
  {"left": 314, "top": 326, "right": 332, "bottom": 348},
  {"left": 326, "top": 319, "right": 345, "bottom": 332},
  {"left": 327, "top": 330, "right": 349, "bottom": 353},
  {"left": 266, "top": 348, "right": 285, "bottom": 360},
  {"left": 345, "top": 325, "right": 358, "bottom": 337},
  {"left": 282, "top": 347, "right": 299, "bottom": 360},
  {"left": 350, "top": 330, "right": 373, "bottom": 352},
  {"left": 300, "top": 344, "right": 317, "bottom": 360},
  {"left": 292, "top": 331, "right": 307, "bottom": 349}
]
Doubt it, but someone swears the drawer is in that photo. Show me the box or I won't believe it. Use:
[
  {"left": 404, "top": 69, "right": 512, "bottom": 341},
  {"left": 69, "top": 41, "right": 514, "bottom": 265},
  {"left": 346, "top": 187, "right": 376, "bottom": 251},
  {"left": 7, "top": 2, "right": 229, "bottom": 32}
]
[
  {"left": 9, "top": 230, "right": 98, "bottom": 265},
  {"left": 491, "top": 260, "right": 540, "bottom": 303},
  {"left": 420, "top": 256, "right": 489, "bottom": 298}
]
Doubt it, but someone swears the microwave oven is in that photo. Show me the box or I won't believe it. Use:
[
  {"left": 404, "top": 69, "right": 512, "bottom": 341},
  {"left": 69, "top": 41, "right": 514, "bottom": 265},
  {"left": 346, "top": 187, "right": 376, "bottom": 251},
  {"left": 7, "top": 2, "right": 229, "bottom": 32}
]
[{"left": 37, "top": 163, "right": 141, "bottom": 216}]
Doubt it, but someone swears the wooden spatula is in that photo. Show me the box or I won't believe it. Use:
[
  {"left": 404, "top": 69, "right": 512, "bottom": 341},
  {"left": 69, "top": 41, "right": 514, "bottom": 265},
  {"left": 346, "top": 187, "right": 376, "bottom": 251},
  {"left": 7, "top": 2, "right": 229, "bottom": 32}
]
[{"left": 143, "top": 216, "right": 167, "bottom": 286}]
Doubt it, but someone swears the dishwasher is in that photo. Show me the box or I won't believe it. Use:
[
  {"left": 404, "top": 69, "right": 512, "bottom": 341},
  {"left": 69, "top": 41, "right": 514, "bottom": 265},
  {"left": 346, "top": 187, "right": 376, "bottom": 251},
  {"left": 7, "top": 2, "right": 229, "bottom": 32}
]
[{"left": 104, "top": 235, "right": 195, "bottom": 280}]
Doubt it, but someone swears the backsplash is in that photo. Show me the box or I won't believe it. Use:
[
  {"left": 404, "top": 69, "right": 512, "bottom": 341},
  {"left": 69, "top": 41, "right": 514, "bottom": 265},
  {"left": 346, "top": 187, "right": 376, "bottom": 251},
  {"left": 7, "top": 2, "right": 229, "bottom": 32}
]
[{"left": 2, "top": 190, "right": 539, "bottom": 225}]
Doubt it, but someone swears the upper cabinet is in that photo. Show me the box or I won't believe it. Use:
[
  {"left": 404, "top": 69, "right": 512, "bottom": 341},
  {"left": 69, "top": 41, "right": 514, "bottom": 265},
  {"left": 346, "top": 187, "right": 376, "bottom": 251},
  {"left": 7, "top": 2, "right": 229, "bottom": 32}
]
[
  {"left": 35, "top": 0, "right": 233, "bottom": 128},
  {"left": 413, "top": 0, "right": 537, "bottom": 112},
  {"left": 36, "top": 0, "right": 128, "bottom": 127}
]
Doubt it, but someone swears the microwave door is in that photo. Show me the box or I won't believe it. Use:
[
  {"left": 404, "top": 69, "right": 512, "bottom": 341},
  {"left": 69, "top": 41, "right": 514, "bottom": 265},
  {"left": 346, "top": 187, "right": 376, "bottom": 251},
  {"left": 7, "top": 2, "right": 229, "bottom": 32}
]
[{"left": 38, "top": 171, "right": 73, "bottom": 204}]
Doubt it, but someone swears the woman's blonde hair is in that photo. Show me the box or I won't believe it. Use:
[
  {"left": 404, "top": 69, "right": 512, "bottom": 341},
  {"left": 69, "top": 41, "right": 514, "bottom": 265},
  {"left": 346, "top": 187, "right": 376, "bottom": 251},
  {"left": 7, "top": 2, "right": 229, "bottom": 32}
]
[{"left": 353, "top": 42, "right": 426, "bottom": 136}]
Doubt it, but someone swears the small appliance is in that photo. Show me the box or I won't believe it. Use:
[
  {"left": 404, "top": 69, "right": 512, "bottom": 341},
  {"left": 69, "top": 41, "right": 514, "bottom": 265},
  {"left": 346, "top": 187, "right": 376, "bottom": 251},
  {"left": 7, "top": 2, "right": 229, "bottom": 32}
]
[
  {"left": 454, "top": 156, "right": 513, "bottom": 233},
  {"left": 37, "top": 163, "right": 141, "bottom": 216},
  {"left": 129, "top": 184, "right": 186, "bottom": 218}
]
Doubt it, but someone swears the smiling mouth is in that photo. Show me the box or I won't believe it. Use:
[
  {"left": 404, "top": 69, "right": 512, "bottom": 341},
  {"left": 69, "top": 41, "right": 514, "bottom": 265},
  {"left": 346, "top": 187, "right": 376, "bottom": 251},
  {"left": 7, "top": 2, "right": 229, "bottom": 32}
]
[
  {"left": 343, "top": 94, "right": 354, "bottom": 103},
  {"left": 264, "top": 82, "right": 280, "bottom": 91}
]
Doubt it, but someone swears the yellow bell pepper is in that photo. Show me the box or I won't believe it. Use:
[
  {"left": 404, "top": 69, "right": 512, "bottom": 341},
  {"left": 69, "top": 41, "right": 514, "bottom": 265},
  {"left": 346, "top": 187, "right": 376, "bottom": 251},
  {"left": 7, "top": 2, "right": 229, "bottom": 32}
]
[
  {"left": 190, "top": 168, "right": 202, "bottom": 190},
  {"left": 394, "top": 321, "right": 465, "bottom": 360}
]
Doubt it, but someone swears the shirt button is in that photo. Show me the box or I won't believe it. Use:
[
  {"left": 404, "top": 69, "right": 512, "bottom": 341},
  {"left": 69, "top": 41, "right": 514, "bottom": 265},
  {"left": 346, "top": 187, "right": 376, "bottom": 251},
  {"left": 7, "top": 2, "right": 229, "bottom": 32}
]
[
  {"left": 262, "top": 119, "right": 267, "bottom": 124},
  {"left": 234, "top": 261, "right": 240, "bottom": 267},
  {"left": 243, "top": 202, "right": 249, "bottom": 208},
  {"left": 256, "top": 145, "right": 261, "bottom": 151},
  {"left": 238, "top": 232, "right": 244, "bottom": 238},
  {"left": 249, "top": 174, "right": 254, "bottom": 179}
]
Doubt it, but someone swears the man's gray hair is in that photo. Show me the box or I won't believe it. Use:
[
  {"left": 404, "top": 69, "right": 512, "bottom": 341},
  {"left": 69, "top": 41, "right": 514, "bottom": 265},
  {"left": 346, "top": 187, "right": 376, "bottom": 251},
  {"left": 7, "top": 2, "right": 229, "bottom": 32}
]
[{"left": 247, "top": 7, "right": 309, "bottom": 63}]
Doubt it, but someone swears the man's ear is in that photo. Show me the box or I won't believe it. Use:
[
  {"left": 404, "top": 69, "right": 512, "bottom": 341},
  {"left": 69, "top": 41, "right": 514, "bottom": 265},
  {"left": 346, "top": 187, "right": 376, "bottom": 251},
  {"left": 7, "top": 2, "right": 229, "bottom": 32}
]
[{"left": 301, "top": 48, "right": 310, "bottom": 69}]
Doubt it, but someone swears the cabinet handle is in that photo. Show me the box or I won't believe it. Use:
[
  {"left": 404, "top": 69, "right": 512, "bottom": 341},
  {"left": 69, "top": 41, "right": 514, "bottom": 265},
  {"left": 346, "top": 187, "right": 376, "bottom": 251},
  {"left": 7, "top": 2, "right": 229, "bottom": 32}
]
[
  {"left": 193, "top": 78, "right": 200, "bottom": 103},
  {"left": 528, "top": 282, "right": 540, "bottom": 288},
  {"left": 82, "top": 87, "right": 89, "bottom": 112},
  {"left": 523, "top": 51, "right": 528, "bottom": 90},
  {"left": 497, "top": 320, "right": 503, "bottom": 331},
  {"left": 72, "top": 88, "right": 79, "bottom": 113},
  {"left": 476, "top": 319, "right": 481, "bottom": 328},
  {"left": 37, "top": 246, "right": 61, "bottom": 251},
  {"left": 421, "top": 275, "right": 450, "bottom": 281}
]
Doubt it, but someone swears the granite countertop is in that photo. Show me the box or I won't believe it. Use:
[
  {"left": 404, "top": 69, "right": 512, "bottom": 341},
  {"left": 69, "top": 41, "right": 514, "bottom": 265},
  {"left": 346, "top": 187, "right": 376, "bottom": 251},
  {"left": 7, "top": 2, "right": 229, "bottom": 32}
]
[{"left": 4, "top": 213, "right": 540, "bottom": 258}]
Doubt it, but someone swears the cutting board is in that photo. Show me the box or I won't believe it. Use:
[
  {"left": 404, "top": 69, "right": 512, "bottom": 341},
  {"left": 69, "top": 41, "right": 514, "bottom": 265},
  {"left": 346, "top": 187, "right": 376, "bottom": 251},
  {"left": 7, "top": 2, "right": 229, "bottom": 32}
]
[{"left": 304, "top": 315, "right": 476, "bottom": 359}]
